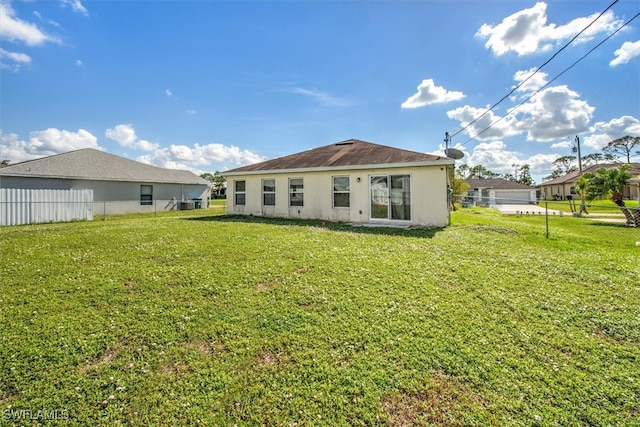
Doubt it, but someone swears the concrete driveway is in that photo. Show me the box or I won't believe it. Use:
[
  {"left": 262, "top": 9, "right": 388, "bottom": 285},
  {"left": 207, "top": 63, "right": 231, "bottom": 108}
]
[{"left": 494, "top": 204, "right": 563, "bottom": 215}]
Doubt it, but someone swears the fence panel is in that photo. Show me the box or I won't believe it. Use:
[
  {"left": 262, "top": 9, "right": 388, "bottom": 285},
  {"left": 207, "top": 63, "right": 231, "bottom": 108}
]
[{"left": 0, "top": 189, "right": 94, "bottom": 226}]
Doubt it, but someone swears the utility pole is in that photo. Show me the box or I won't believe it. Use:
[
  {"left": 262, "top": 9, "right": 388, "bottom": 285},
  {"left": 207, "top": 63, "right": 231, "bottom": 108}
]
[{"left": 574, "top": 135, "right": 588, "bottom": 215}]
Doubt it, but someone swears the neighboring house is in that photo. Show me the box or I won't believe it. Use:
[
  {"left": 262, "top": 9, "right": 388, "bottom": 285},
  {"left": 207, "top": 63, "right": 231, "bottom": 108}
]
[
  {"left": 224, "top": 139, "right": 455, "bottom": 228},
  {"left": 0, "top": 148, "right": 210, "bottom": 215},
  {"left": 464, "top": 179, "right": 536, "bottom": 207},
  {"left": 539, "top": 163, "right": 640, "bottom": 201}
]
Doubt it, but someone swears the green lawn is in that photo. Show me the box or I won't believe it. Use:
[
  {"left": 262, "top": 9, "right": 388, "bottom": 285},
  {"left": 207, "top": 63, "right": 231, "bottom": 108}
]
[
  {"left": 539, "top": 199, "right": 639, "bottom": 214},
  {"left": 1, "top": 209, "right": 639, "bottom": 425}
]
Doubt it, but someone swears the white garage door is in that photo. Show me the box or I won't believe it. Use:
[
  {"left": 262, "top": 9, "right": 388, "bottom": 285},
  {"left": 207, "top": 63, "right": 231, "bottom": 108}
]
[{"left": 496, "top": 191, "right": 531, "bottom": 204}]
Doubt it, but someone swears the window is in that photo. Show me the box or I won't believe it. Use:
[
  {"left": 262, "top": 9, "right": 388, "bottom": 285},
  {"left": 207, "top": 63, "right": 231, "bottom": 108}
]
[
  {"left": 140, "top": 185, "right": 153, "bottom": 205},
  {"left": 234, "top": 180, "right": 246, "bottom": 206},
  {"left": 263, "top": 179, "right": 275, "bottom": 206},
  {"left": 333, "top": 176, "right": 350, "bottom": 208},
  {"left": 289, "top": 178, "right": 304, "bottom": 207}
]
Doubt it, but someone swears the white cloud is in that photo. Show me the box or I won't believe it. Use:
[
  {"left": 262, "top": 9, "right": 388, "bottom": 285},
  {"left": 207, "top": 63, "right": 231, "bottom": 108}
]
[
  {"left": 105, "top": 124, "right": 159, "bottom": 152},
  {"left": 0, "top": 47, "right": 31, "bottom": 70},
  {"left": 513, "top": 68, "right": 548, "bottom": 93},
  {"left": 0, "top": 2, "right": 58, "bottom": 46},
  {"left": 75, "top": 59, "right": 84, "bottom": 67},
  {"left": 137, "top": 143, "right": 265, "bottom": 171},
  {"left": 166, "top": 89, "right": 173, "bottom": 97},
  {"left": 514, "top": 85, "right": 594, "bottom": 141},
  {"left": 446, "top": 105, "right": 520, "bottom": 141},
  {"left": 401, "top": 79, "right": 465, "bottom": 109},
  {"left": 610, "top": 40, "right": 640, "bottom": 67},
  {"left": 476, "top": 2, "right": 622, "bottom": 56},
  {"left": 289, "top": 87, "right": 350, "bottom": 107},
  {"left": 459, "top": 140, "right": 559, "bottom": 181},
  {"left": 0, "top": 128, "right": 101, "bottom": 163},
  {"left": 584, "top": 115, "right": 640, "bottom": 150},
  {"left": 61, "top": 0, "right": 88, "bottom": 16}
]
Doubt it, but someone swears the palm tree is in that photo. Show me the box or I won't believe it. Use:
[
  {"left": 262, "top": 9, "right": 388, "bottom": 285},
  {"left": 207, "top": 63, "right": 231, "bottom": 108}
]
[
  {"left": 573, "top": 174, "right": 590, "bottom": 214},
  {"left": 583, "top": 165, "right": 632, "bottom": 207}
]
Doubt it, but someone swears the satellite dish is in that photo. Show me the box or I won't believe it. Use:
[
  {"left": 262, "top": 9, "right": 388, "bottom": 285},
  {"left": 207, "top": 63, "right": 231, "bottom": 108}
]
[{"left": 445, "top": 148, "right": 464, "bottom": 160}]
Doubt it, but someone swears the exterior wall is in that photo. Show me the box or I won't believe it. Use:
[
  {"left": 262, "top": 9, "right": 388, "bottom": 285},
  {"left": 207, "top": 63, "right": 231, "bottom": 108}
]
[
  {"left": 0, "top": 176, "right": 210, "bottom": 214},
  {"left": 226, "top": 165, "right": 450, "bottom": 228}
]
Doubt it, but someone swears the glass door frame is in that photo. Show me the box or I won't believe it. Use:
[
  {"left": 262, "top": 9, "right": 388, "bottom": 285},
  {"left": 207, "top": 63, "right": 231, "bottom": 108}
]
[{"left": 369, "top": 174, "right": 411, "bottom": 222}]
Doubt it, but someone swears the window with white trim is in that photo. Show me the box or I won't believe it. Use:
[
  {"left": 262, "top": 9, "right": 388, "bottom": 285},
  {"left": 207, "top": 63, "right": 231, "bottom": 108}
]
[
  {"left": 332, "top": 176, "right": 350, "bottom": 208},
  {"left": 234, "top": 180, "right": 246, "bottom": 206},
  {"left": 289, "top": 178, "right": 304, "bottom": 207},
  {"left": 262, "top": 179, "right": 275, "bottom": 206}
]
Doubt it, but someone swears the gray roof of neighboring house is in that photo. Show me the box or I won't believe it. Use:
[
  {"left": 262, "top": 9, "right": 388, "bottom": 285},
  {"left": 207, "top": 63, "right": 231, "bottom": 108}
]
[
  {"left": 225, "top": 139, "right": 451, "bottom": 174},
  {"left": 0, "top": 148, "right": 208, "bottom": 185},
  {"left": 465, "top": 178, "right": 535, "bottom": 190},
  {"left": 540, "top": 163, "right": 640, "bottom": 186}
]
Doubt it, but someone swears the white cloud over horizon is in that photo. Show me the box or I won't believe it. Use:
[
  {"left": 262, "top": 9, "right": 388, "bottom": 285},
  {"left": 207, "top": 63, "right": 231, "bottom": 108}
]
[
  {"left": 61, "top": 0, "right": 89, "bottom": 16},
  {"left": 136, "top": 143, "right": 266, "bottom": 172},
  {"left": 401, "top": 79, "right": 465, "bottom": 109},
  {"left": 610, "top": 40, "right": 640, "bottom": 67},
  {"left": 0, "top": 128, "right": 102, "bottom": 163},
  {"left": 1, "top": 126, "right": 266, "bottom": 174},
  {"left": 513, "top": 68, "right": 548, "bottom": 93},
  {"left": 0, "top": 2, "right": 58, "bottom": 46},
  {"left": 0, "top": 47, "right": 31, "bottom": 71},
  {"left": 105, "top": 124, "right": 160, "bottom": 152},
  {"left": 476, "top": 2, "right": 622, "bottom": 56},
  {"left": 513, "top": 85, "right": 594, "bottom": 141}
]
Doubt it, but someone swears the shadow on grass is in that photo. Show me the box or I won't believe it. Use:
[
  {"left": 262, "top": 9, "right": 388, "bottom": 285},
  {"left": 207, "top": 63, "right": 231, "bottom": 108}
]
[
  {"left": 185, "top": 214, "right": 443, "bottom": 238},
  {"left": 587, "top": 221, "right": 636, "bottom": 229}
]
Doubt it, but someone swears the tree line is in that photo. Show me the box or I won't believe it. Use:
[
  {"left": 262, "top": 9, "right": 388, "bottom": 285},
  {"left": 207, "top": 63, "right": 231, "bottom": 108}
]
[{"left": 453, "top": 135, "right": 639, "bottom": 186}]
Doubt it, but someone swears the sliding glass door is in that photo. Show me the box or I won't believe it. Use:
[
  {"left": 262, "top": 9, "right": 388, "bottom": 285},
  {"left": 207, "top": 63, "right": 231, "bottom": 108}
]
[{"left": 370, "top": 175, "right": 411, "bottom": 221}]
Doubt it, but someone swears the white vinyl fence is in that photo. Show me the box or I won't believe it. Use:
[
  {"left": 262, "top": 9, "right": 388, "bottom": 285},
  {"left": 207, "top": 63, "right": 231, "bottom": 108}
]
[{"left": 0, "top": 189, "right": 94, "bottom": 226}]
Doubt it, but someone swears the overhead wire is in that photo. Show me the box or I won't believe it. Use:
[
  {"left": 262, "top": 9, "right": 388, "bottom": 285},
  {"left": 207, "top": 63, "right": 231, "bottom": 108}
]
[
  {"left": 458, "top": 9, "right": 640, "bottom": 147},
  {"left": 448, "top": 0, "right": 621, "bottom": 141}
]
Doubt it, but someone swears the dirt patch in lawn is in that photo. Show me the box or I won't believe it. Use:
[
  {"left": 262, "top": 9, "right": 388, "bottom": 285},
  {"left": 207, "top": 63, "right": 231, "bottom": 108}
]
[
  {"left": 185, "top": 338, "right": 228, "bottom": 356},
  {"left": 382, "top": 371, "right": 486, "bottom": 426},
  {"left": 77, "top": 340, "right": 129, "bottom": 374}
]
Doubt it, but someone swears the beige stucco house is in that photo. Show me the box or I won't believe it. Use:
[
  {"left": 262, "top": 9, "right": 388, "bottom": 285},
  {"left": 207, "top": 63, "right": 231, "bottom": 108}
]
[
  {"left": 539, "top": 163, "right": 640, "bottom": 201},
  {"left": 224, "top": 139, "right": 455, "bottom": 228}
]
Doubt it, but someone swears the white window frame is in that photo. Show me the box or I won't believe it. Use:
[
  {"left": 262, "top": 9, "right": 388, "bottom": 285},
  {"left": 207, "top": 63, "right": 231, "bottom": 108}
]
[
  {"left": 262, "top": 178, "right": 276, "bottom": 206},
  {"left": 289, "top": 178, "right": 304, "bottom": 207},
  {"left": 234, "top": 180, "right": 246, "bottom": 206},
  {"left": 332, "top": 176, "right": 350, "bottom": 208}
]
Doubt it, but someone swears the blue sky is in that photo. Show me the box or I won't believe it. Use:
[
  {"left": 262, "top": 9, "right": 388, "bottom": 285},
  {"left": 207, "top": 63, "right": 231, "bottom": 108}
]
[{"left": 1, "top": 0, "right": 639, "bottom": 183}]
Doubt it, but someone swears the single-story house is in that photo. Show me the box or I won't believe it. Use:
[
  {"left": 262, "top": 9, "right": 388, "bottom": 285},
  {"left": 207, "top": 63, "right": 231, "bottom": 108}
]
[
  {"left": 464, "top": 179, "right": 537, "bottom": 207},
  {"left": 0, "top": 148, "right": 211, "bottom": 215},
  {"left": 224, "top": 139, "right": 455, "bottom": 228},
  {"left": 539, "top": 163, "right": 640, "bottom": 201}
]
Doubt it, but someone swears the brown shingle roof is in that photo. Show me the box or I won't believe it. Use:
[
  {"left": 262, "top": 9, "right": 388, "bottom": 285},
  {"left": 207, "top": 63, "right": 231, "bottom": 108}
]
[
  {"left": 225, "top": 139, "right": 449, "bottom": 174},
  {"left": 0, "top": 148, "right": 208, "bottom": 185},
  {"left": 540, "top": 163, "right": 640, "bottom": 186}
]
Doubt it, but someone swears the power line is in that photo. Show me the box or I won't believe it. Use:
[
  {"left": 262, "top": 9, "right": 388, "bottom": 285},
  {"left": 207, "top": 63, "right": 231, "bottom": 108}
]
[
  {"left": 459, "top": 10, "right": 640, "bottom": 147},
  {"left": 449, "top": 0, "right": 621, "bottom": 141}
]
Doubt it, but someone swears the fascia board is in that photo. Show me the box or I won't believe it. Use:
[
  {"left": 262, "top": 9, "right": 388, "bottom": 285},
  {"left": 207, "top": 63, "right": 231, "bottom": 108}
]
[{"left": 224, "top": 160, "right": 454, "bottom": 176}]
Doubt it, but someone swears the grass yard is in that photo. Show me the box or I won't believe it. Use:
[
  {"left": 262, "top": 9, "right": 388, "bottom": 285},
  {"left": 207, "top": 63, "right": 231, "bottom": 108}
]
[{"left": 1, "top": 208, "right": 639, "bottom": 425}]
